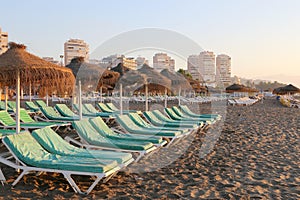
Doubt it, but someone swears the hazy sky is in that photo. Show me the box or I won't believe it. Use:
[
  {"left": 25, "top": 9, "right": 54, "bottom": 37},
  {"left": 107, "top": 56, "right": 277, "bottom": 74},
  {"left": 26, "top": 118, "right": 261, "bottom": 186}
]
[{"left": 1, "top": 0, "right": 300, "bottom": 86}]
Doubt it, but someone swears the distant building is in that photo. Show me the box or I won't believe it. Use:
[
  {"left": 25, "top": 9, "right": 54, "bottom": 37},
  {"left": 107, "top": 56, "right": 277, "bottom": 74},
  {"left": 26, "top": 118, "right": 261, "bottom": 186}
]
[
  {"left": 101, "top": 54, "right": 137, "bottom": 70},
  {"left": 64, "top": 39, "right": 89, "bottom": 65},
  {"left": 187, "top": 55, "right": 201, "bottom": 80},
  {"left": 136, "top": 56, "right": 149, "bottom": 68},
  {"left": 216, "top": 54, "right": 231, "bottom": 86},
  {"left": 187, "top": 51, "right": 216, "bottom": 87},
  {"left": 153, "top": 53, "right": 175, "bottom": 72},
  {"left": 42, "top": 57, "right": 60, "bottom": 65},
  {"left": 0, "top": 27, "right": 8, "bottom": 55}
]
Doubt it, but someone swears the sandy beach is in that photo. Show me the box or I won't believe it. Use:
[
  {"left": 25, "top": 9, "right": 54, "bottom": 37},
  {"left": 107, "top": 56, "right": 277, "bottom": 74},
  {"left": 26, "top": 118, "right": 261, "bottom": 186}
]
[{"left": 0, "top": 97, "right": 299, "bottom": 199}]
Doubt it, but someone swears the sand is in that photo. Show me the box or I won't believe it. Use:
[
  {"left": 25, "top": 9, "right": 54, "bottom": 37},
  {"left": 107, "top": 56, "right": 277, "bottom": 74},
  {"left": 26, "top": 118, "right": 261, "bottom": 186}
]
[{"left": 0, "top": 97, "right": 299, "bottom": 199}]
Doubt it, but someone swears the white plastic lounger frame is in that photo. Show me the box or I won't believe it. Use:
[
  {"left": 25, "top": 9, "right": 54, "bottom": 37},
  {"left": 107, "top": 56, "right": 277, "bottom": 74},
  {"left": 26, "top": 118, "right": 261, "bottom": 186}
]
[{"left": 0, "top": 143, "right": 120, "bottom": 195}]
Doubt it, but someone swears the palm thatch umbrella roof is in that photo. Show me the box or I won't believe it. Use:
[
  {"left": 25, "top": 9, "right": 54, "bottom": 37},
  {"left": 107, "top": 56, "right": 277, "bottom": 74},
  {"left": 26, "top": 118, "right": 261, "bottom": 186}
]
[
  {"left": 0, "top": 42, "right": 75, "bottom": 96},
  {"left": 273, "top": 84, "right": 300, "bottom": 95},
  {"left": 226, "top": 83, "right": 258, "bottom": 93},
  {"left": 116, "top": 64, "right": 171, "bottom": 94},
  {"left": 66, "top": 57, "right": 120, "bottom": 92},
  {"left": 160, "top": 69, "right": 192, "bottom": 92}
]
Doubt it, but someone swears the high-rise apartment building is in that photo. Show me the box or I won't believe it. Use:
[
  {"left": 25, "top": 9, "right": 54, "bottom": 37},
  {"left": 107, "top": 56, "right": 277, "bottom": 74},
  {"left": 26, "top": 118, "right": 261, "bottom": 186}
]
[
  {"left": 101, "top": 54, "right": 137, "bottom": 70},
  {"left": 187, "top": 55, "right": 201, "bottom": 80},
  {"left": 0, "top": 27, "right": 8, "bottom": 55},
  {"left": 153, "top": 53, "right": 175, "bottom": 72},
  {"left": 216, "top": 54, "right": 231, "bottom": 86},
  {"left": 64, "top": 39, "right": 89, "bottom": 65},
  {"left": 136, "top": 56, "right": 149, "bottom": 68},
  {"left": 199, "top": 51, "right": 216, "bottom": 83}
]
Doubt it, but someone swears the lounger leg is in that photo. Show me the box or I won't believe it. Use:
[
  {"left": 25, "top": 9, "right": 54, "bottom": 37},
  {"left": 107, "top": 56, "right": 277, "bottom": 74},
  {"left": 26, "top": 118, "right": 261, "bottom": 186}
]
[
  {"left": 0, "top": 168, "right": 6, "bottom": 185},
  {"left": 135, "top": 152, "right": 145, "bottom": 162},
  {"left": 166, "top": 138, "right": 176, "bottom": 148},
  {"left": 103, "top": 171, "right": 118, "bottom": 183},
  {"left": 12, "top": 170, "right": 29, "bottom": 187},
  {"left": 63, "top": 173, "right": 83, "bottom": 194},
  {"left": 63, "top": 173, "right": 104, "bottom": 195}
]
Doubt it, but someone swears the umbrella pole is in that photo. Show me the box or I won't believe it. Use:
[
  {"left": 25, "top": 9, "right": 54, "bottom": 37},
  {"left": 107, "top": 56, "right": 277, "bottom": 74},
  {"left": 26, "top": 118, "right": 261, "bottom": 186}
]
[
  {"left": 100, "top": 86, "right": 103, "bottom": 103},
  {"left": 5, "top": 86, "right": 8, "bottom": 111},
  {"left": 178, "top": 87, "right": 181, "bottom": 106},
  {"left": 16, "top": 71, "right": 21, "bottom": 134},
  {"left": 164, "top": 87, "right": 167, "bottom": 108},
  {"left": 46, "top": 90, "right": 49, "bottom": 106},
  {"left": 145, "top": 83, "right": 148, "bottom": 111},
  {"left": 29, "top": 82, "right": 32, "bottom": 101},
  {"left": 78, "top": 80, "right": 83, "bottom": 120},
  {"left": 0, "top": 88, "right": 2, "bottom": 102},
  {"left": 120, "top": 84, "right": 123, "bottom": 115}
]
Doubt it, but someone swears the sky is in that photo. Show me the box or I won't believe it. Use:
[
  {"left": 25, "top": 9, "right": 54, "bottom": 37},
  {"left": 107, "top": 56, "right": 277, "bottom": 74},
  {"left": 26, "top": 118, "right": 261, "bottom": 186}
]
[{"left": 1, "top": 0, "right": 300, "bottom": 86}]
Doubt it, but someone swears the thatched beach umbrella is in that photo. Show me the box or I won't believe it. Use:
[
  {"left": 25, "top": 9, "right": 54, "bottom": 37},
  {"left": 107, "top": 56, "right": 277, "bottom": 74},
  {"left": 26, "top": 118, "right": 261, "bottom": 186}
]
[
  {"left": 0, "top": 42, "right": 75, "bottom": 133},
  {"left": 226, "top": 83, "right": 258, "bottom": 93},
  {"left": 273, "top": 84, "right": 300, "bottom": 95},
  {"left": 116, "top": 64, "right": 171, "bottom": 94},
  {"left": 66, "top": 57, "right": 120, "bottom": 93}
]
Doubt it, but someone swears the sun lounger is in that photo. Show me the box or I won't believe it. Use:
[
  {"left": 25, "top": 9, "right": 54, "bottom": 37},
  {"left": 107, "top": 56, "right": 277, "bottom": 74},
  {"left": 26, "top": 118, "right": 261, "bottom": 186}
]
[
  {"left": 0, "top": 101, "right": 13, "bottom": 112},
  {"left": 25, "top": 101, "right": 40, "bottom": 112},
  {"left": 164, "top": 108, "right": 204, "bottom": 127},
  {"left": 115, "top": 115, "right": 187, "bottom": 147},
  {"left": 39, "top": 106, "right": 79, "bottom": 122},
  {"left": 0, "top": 132, "right": 121, "bottom": 194},
  {"left": 171, "top": 106, "right": 216, "bottom": 125},
  {"left": 179, "top": 105, "right": 221, "bottom": 120},
  {"left": 31, "top": 127, "right": 134, "bottom": 168},
  {"left": 152, "top": 110, "right": 200, "bottom": 126},
  {"left": 106, "top": 103, "right": 142, "bottom": 114},
  {"left": 55, "top": 104, "right": 80, "bottom": 118},
  {"left": 143, "top": 111, "right": 198, "bottom": 129},
  {"left": 20, "top": 108, "right": 69, "bottom": 129},
  {"left": 0, "top": 110, "right": 64, "bottom": 130},
  {"left": 128, "top": 112, "right": 190, "bottom": 134},
  {"left": 89, "top": 117, "right": 167, "bottom": 147},
  {"left": 71, "top": 119, "right": 157, "bottom": 162},
  {"left": 0, "top": 129, "right": 15, "bottom": 138},
  {"left": 35, "top": 100, "right": 47, "bottom": 108},
  {"left": 83, "top": 104, "right": 114, "bottom": 118}
]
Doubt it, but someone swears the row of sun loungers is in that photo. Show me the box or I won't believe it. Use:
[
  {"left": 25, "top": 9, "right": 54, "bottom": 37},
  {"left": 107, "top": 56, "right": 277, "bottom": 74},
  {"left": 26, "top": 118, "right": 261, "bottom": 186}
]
[
  {"left": 0, "top": 100, "right": 221, "bottom": 194},
  {"left": 228, "top": 97, "right": 260, "bottom": 106}
]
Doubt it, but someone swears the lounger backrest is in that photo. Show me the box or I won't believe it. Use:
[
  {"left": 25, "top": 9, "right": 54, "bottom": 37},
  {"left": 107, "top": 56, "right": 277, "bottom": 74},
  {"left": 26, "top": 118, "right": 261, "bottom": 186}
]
[
  {"left": 153, "top": 110, "right": 171, "bottom": 121},
  {"left": 72, "top": 119, "right": 106, "bottom": 143},
  {"left": 35, "top": 100, "right": 47, "bottom": 108},
  {"left": 97, "top": 103, "right": 113, "bottom": 113},
  {"left": 89, "top": 117, "right": 114, "bottom": 136},
  {"left": 73, "top": 104, "right": 89, "bottom": 114},
  {"left": 32, "top": 127, "right": 77, "bottom": 155},
  {"left": 55, "top": 104, "right": 77, "bottom": 117},
  {"left": 179, "top": 105, "right": 191, "bottom": 114},
  {"left": 143, "top": 111, "right": 162, "bottom": 124},
  {"left": 7, "top": 101, "right": 16, "bottom": 109},
  {"left": 25, "top": 101, "right": 39, "bottom": 111},
  {"left": 0, "top": 110, "right": 16, "bottom": 126},
  {"left": 2, "top": 132, "right": 53, "bottom": 166},
  {"left": 0, "top": 101, "right": 13, "bottom": 112},
  {"left": 84, "top": 104, "right": 98, "bottom": 113},
  {"left": 40, "top": 106, "right": 62, "bottom": 119},
  {"left": 129, "top": 113, "right": 149, "bottom": 127},
  {"left": 165, "top": 108, "right": 181, "bottom": 120},
  {"left": 172, "top": 106, "right": 184, "bottom": 117},
  {"left": 116, "top": 115, "right": 140, "bottom": 130},
  {"left": 20, "top": 109, "right": 35, "bottom": 123},
  {"left": 106, "top": 103, "right": 118, "bottom": 111}
]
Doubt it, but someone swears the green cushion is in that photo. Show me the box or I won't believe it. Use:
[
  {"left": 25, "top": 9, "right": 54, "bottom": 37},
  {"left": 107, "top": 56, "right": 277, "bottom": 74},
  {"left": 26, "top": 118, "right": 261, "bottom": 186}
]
[
  {"left": 40, "top": 107, "right": 78, "bottom": 121},
  {"left": 116, "top": 115, "right": 180, "bottom": 137},
  {"left": 3, "top": 132, "right": 119, "bottom": 173},
  {"left": 72, "top": 119, "right": 154, "bottom": 151},
  {"left": 55, "top": 104, "right": 79, "bottom": 118},
  {"left": 89, "top": 117, "right": 164, "bottom": 144},
  {"left": 25, "top": 101, "right": 40, "bottom": 112},
  {"left": 32, "top": 127, "right": 132, "bottom": 164}
]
